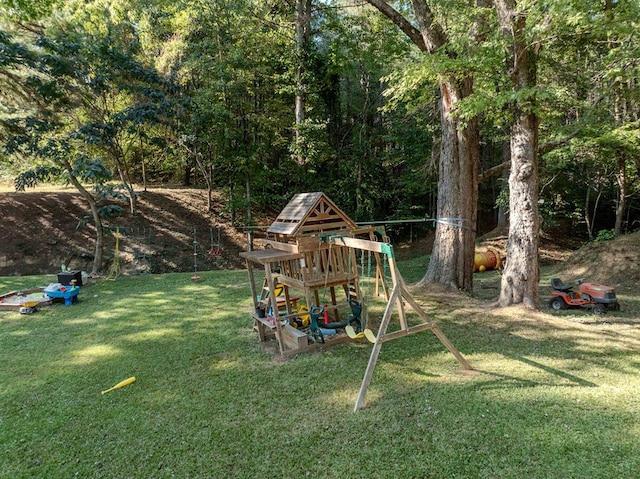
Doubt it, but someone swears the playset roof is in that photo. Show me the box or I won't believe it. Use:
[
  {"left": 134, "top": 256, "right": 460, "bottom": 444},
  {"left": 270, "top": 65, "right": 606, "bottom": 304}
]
[{"left": 267, "top": 192, "right": 357, "bottom": 237}]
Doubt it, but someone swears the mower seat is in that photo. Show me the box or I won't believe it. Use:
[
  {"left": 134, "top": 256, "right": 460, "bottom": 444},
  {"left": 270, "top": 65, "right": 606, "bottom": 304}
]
[{"left": 551, "top": 278, "right": 573, "bottom": 292}]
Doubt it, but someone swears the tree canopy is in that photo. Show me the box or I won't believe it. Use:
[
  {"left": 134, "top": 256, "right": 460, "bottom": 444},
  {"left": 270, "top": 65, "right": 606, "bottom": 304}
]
[{"left": 1, "top": 0, "right": 638, "bottom": 294}]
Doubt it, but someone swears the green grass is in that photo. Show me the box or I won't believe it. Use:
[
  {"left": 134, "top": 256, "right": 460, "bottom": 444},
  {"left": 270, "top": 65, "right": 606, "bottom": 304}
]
[{"left": 2, "top": 266, "right": 640, "bottom": 478}]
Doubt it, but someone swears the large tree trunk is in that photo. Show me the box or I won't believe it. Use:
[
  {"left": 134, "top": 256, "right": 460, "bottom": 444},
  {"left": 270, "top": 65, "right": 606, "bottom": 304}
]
[
  {"left": 495, "top": 0, "right": 541, "bottom": 309},
  {"left": 499, "top": 111, "right": 540, "bottom": 308},
  {"left": 364, "top": 0, "right": 482, "bottom": 292},
  {"left": 419, "top": 80, "right": 478, "bottom": 291}
]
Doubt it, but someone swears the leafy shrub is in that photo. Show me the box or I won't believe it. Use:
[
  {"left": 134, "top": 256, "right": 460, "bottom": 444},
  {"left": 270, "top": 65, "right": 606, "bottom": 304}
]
[{"left": 595, "top": 229, "right": 615, "bottom": 242}]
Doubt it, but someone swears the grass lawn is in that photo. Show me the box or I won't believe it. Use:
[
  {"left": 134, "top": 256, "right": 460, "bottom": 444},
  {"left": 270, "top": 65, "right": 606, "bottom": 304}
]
[{"left": 1, "top": 263, "right": 640, "bottom": 478}]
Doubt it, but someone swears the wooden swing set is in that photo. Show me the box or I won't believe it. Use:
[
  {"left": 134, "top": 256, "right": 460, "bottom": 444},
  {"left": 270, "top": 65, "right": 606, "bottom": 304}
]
[
  {"left": 327, "top": 234, "right": 472, "bottom": 411},
  {"left": 240, "top": 192, "right": 471, "bottom": 411}
]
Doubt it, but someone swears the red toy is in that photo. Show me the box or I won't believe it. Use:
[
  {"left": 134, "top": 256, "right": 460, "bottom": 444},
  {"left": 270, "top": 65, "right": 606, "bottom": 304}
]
[{"left": 549, "top": 278, "right": 620, "bottom": 314}]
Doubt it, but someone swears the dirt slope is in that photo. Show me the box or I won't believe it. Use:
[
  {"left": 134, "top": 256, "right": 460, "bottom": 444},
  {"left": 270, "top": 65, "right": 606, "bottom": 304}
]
[
  {"left": 2, "top": 186, "right": 639, "bottom": 298},
  {"left": 0, "top": 187, "right": 252, "bottom": 276},
  {"left": 553, "top": 230, "right": 640, "bottom": 292}
]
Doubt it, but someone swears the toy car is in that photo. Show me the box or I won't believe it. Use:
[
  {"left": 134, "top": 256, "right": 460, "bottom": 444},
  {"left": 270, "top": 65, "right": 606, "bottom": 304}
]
[{"left": 549, "top": 278, "right": 620, "bottom": 314}]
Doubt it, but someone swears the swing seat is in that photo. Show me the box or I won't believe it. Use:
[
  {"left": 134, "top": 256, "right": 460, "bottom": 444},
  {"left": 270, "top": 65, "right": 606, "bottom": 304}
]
[
  {"left": 347, "top": 326, "right": 376, "bottom": 343},
  {"left": 364, "top": 329, "right": 377, "bottom": 343},
  {"left": 310, "top": 300, "right": 363, "bottom": 342},
  {"left": 345, "top": 325, "right": 365, "bottom": 339},
  {"left": 340, "top": 299, "right": 366, "bottom": 338},
  {"left": 324, "top": 299, "right": 363, "bottom": 331}
]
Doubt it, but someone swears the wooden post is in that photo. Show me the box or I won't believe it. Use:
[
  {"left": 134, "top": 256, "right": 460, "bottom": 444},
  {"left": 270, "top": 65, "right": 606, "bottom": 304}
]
[
  {"left": 354, "top": 286, "right": 400, "bottom": 411},
  {"left": 327, "top": 235, "right": 471, "bottom": 411},
  {"left": 245, "top": 259, "right": 258, "bottom": 309},
  {"left": 264, "top": 263, "right": 285, "bottom": 356}
]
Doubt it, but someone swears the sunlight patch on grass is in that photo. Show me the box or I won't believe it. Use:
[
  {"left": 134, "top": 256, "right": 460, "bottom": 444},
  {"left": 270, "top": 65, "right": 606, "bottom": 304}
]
[
  {"left": 122, "top": 327, "right": 181, "bottom": 342},
  {"left": 377, "top": 357, "right": 447, "bottom": 385},
  {"left": 360, "top": 388, "right": 382, "bottom": 407},
  {"left": 209, "top": 357, "right": 242, "bottom": 371},
  {"left": 66, "top": 344, "right": 121, "bottom": 365},
  {"left": 573, "top": 338, "right": 640, "bottom": 355},
  {"left": 484, "top": 355, "right": 596, "bottom": 385},
  {"left": 327, "top": 386, "right": 360, "bottom": 408},
  {"left": 8, "top": 329, "right": 31, "bottom": 336},
  {"left": 136, "top": 290, "right": 175, "bottom": 298},
  {"left": 109, "top": 297, "right": 173, "bottom": 310},
  {"left": 62, "top": 318, "right": 97, "bottom": 325}
]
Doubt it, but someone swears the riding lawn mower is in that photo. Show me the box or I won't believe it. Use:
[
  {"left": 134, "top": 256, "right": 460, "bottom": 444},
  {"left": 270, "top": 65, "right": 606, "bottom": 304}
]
[{"left": 549, "top": 278, "right": 620, "bottom": 314}]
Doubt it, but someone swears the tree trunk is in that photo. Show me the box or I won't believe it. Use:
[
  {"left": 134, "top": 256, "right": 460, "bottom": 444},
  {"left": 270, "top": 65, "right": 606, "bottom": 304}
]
[
  {"left": 64, "top": 161, "right": 104, "bottom": 274},
  {"left": 294, "top": 0, "right": 312, "bottom": 165},
  {"left": 419, "top": 80, "right": 478, "bottom": 292},
  {"left": 184, "top": 160, "right": 192, "bottom": 186},
  {"left": 585, "top": 187, "right": 603, "bottom": 241},
  {"left": 498, "top": 111, "right": 540, "bottom": 308},
  {"left": 613, "top": 82, "right": 628, "bottom": 236},
  {"left": 193, "top": 149, "right": 214, "bottom": 212},
  {"left": 496, "top": 142, "right": 510, "bottom": 228},
  {"left": 140, "top": 134, "right": 147, "bottom": 192},
  {"left": 109, "top": 136, "right": 137, "bottom": 215},
  {"left": 614, "top": 155, "right": 626, "bottom": 236},
  {"left": 495, "top": 0, "right": 540, "bottom": 309},
  {"left": 585, "top": 187, "right": 592, "bottom": 240},
  {"left": 363, "top": 0, "right": 483, "bottom": 292}
]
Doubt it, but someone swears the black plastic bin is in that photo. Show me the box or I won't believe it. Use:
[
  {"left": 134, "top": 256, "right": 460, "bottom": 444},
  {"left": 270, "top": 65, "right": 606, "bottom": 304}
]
[{"left": 57, "top": 270, "right": 83, "bottom": 286}]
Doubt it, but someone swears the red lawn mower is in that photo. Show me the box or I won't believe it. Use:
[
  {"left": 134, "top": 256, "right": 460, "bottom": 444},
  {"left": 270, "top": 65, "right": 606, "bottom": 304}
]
[{"left": 549, "top": 278, "right": 620, "bottom": 314}]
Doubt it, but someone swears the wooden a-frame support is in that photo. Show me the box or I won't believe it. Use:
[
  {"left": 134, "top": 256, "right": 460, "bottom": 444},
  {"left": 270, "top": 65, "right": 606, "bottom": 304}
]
[{"left": 328, "top": 236, "right": 472, "bottom": 412}]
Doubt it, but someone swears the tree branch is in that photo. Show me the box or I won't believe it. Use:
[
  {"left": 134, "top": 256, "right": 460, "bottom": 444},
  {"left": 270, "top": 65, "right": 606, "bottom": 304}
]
[
  {"left": 410, "top": 0, "right": 447, "bottom": 52},
  {"left": 364, "top": 0, "right": 427, "bottom": 51},
  {"left": 479, "top": 129, "right": 582, "bottom": 183},
  {"left": 538, "top": 129, "right": 580, "bottom": 155},
  {"left": 479, "top": 161, "right": 510, "bottom": 183}
]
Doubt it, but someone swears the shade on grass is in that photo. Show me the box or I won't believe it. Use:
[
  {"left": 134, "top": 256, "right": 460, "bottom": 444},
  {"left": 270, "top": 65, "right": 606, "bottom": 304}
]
[{"left": 1, "top": 269, "right": 640, "bottom": 478}]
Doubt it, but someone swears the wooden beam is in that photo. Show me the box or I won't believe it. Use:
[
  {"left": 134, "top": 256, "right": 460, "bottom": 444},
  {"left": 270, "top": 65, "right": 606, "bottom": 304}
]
[
  {"left": 354, "top": 287, "right": 400, "bottom": 411},
  {"left": 354, "top": 259, "right": 472, "bottom": 411},
  {"left": 260, "top": 239, "right": 299, "bottom": 252},
  {"left": 380, "top": 323, "right": 435, "bottom": 343},
  {"left": 329, "top": 235, "right": 393, "bottom": 256}
]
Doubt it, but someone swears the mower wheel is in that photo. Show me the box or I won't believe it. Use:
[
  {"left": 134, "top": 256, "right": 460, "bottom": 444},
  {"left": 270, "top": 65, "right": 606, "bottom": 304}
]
[
  {"left": 549, "top": 297, "right": 567, "bottom": 311},
  {"left": 592, "top": 304, "right": 606, "bottom": 315}
]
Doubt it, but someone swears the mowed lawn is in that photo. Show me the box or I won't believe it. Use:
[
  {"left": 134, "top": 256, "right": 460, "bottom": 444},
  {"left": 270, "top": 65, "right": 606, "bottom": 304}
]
[{"left": 2, "top": 267, "right": 640, "bottom": 478}]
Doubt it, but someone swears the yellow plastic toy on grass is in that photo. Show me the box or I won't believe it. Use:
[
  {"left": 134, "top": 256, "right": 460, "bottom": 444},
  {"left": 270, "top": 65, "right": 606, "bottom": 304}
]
[{"left": 102, "top": 376, "right": 136, "bottom": 394}]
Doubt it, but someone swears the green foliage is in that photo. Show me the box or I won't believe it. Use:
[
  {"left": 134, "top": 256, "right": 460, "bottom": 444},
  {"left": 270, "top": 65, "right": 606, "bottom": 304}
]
[
  {"left": 77, "top": 204, "right": 124, "bottom": 229},
  {"left": 0, "top": 0, "right": 58, "bottom": 20},
  {"left": 13, "top": 164, "right": 61, "bottom": 190},
  {"left": 594, "top": 229, "right": 615, "bottom": 242},
  {"left": 2, "top": 0, "right": 640, "bottom": 236},
  {"left": 70, "top": 155, "right": 113, "bottom": 183}
]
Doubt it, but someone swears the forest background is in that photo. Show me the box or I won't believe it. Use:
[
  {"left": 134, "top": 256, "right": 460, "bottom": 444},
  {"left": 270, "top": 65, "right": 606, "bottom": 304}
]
[{"left": 1, "top": 0, "right": 639, "bottom": 294}]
